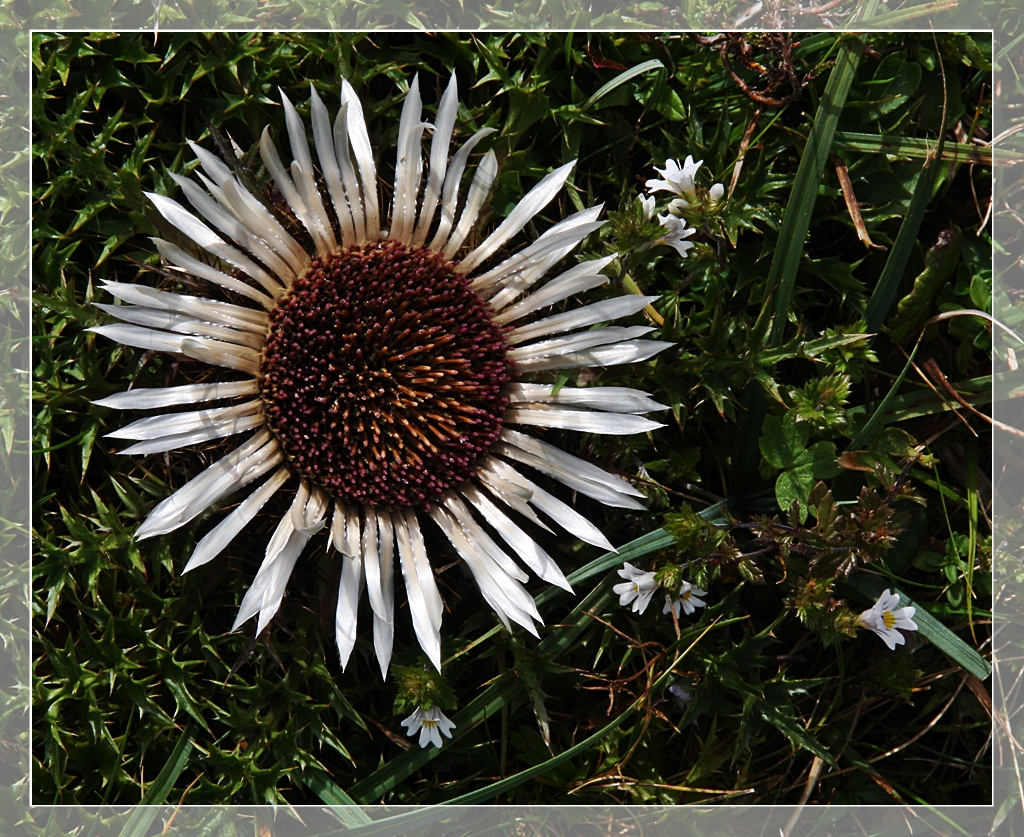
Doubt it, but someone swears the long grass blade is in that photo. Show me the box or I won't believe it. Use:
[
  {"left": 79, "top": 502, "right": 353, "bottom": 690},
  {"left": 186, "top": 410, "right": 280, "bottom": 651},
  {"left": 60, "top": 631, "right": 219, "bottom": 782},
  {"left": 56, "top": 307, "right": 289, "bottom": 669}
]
[
  {"left": 298, "top": 768, "right": 373, "bottom": 823},
  {"left": 765, "top": 38, "right": 863, "bottom": 346},
  {"left": 863, "top": 58, "right": 949, "bottom": 335},
  {"left": 116, "top": 721, "right": 196, "bottom": 837},
  {"left": 832, "top": 131, "right": 1001, "bottom": 166},
  {"left": 581, "top": 59, "right": 664, "bottom": 112}
]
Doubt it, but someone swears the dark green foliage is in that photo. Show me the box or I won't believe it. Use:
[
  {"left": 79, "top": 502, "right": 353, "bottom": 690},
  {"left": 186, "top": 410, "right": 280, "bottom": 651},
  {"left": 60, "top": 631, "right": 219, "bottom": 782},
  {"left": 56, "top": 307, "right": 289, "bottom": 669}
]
[{"left": 33, "top": 30, "right": 992, "bottom": 807}]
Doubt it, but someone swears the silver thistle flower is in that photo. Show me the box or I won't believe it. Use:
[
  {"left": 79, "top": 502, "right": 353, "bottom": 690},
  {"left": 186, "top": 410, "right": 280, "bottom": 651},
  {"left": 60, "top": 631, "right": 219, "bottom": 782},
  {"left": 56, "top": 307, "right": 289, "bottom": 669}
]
[{"left": 91, "top": 73, "right": 671, "bottom": 678}]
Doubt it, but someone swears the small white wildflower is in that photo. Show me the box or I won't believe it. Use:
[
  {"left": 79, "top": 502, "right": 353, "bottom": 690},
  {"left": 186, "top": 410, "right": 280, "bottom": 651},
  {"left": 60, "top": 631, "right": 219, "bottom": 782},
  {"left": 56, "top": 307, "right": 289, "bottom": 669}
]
[
  {"left": 663, "top": 582, "right": 707, "bottom": 617},
  {"left": 656, "top": 213, "right": 697, "bottom": 258},
  {"left": 614, "top": 562, "right": 659, "bottom": 614},
  {"left": 858, "top": 589, "right": 918, "bottom": 650},
  {"left": 401, "top": 706, "right": 457, "bottom": 749},
  {"left": 646, "top": 155, "right": 703, "bottom": 200}
]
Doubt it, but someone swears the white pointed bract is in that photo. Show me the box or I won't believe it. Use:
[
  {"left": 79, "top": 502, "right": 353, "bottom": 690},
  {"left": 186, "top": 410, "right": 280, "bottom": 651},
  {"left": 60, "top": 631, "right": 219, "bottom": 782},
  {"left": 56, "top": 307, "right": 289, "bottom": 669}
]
[
  {"left": 92, "top": 74, "right": 671, "bottom": 678},
  {"left": 858, "top": 589, "right": 918, "bottom": 650},
  {"left": 401, "top": 706, "right": 456, "bottom": 749}
]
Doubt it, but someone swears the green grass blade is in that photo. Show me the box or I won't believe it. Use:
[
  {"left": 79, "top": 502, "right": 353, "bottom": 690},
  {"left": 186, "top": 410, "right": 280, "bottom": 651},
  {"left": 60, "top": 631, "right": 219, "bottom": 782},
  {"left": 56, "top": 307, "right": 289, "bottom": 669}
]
[
  {"left": 581, "top": 59, "right": 663, "bottom": 112},
  {"left": 847, "top": 340, "right": 921, "bottom": 450},
  {"left": 854, "top": 0, "right": 959, "bottom": 27},
  {"left": 845, "top": 574, "right": 990, "bottom": 680},
  {"left": 298, "top": 768, "right": 373, "bottom": 823},
  {"left": 832, "top": 131, "right": 1001, "bottom": 165},
  {"left": 766, "top": 38, "right": 863, "bottom": 346},
  {"left": 552, "top": 527, "right": 676, "bottom": 594},
  {"left": 863, "top": 76, "right": 949, "bottom": 335},
  {"left": 965, "top": 436, "right": 978, "bottom": 643},
  {"left": 117, "top": 721, "right": 196, "bottom": 837},
  {"left": 862, "top": 160, "right": 938, "bottom": 335}
]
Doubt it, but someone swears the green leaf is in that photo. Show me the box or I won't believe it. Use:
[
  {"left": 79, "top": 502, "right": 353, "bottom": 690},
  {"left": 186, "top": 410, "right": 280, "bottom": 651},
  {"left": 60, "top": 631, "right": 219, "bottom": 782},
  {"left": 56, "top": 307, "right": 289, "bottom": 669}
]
[
  {"left": 759, "top": 414, "right": 810, "bottom": 470},
  {"left": 861, "top": 53, "right": 922, "bottom": 120},
  {"left": 775, "top": 441, "right": 840, "bottom": 520}
]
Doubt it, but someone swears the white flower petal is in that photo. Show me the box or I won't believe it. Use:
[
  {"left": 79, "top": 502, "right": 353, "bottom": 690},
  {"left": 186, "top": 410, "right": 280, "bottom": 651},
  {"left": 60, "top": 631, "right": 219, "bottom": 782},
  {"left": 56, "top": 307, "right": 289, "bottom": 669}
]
[
  {"left": 291, "top": 160, "right": 338, "bottom": 257},
  {"left": 99, "top": 280, "right": 269, "bottom": 332},
  {"left": 147, "top": 192, "right": 284, "bottom": 299},
  {"left": 106, "top": 399, "right": 263, "bottom": 440},
  {"left": 170, "top": 172, "right": 296, "bottom": 287},
  {"left": 390, "top": 74, "right": 425, "bottom": 245},
  {"left": 282, "top": 93, "right": 342, "bottom": 255},
  {"left": 369, "top": 507, "right": 397, "bottom": 678},
  {"left": 93, "top": 303, "right": 264, "bottom": 350},
  {"left": 183, "top": 465, "right": 291, "bottom": 573},
  {"left": 427, "top": 126, "right": 496, "bottom": 252},
  {"left": 401, "top": 707, "right": 422, "bottom": 733},
  {"left": 232, "top": 482, "right": 324, "bottom": 634},
  {"left": 219, "top": 176, "right": 310, "bottom": 276},
  {"left": 87, "top": 323, "right": 188, "bottom": 355},
  {"left": 180, "top": 336, "right": 262, "bottom": 375},
  {"left": 441, "top": 493, "right": 529, "bottom": 584},
  {"left": 395, "top": 509, "right": 443, "bottom": 671},
  {"left": 510, "top": 325, "right": 655, "bottom": 368},
  {"left": 507, "top": 383, "right": 667, "bottom": 414},
  {"left": 259, "top": 127, "right": 320, "bottom": 250},
  {"left": 496, "top": 441, "right": 645, "bottom": 511},
  {"left": 471, "top": 206, "right": 605, "bottom": 300},
  {"left": 490, "top": 256, "right": 615, "bottom": 324},
  {"left": 310, "top": 83, "right": 357, "bottom": 247},
  {"left": 458, "top": 159, "right": 576, "bottom": 274},
  {"left": 231, "top": 516, "right": 299, "bottom": 631},
  {"left": 508, "top": 295, "right": 659, "bottom": 345},
  {"left": 93, "top": 379, "right": 258, "bottom": 411},
  {"left": 412, "top": 72, "right": 458, "bottom": 246},
  {"left": 136, "top": 430, "right": 280, "bottom": 539},
  {"left": 187, "top": 140, "right": 233, "bottom": 186},
  {"left": 429, "top": 505, "right": 541, "bottom": 637},
  {"left": 484, "top": 457, "right": 616, "bottom": 552},
  {"left": 442, "top": 150, "right": 498, "bottom": 257},
  {"left": 506, "top": 406, "right": 664, "bottom": 436},
  {"left": 340, "top": 78, "right": 380, "bottom": 241},
  {"left": 474, "top": 469, "right": 555, "bottom": 534},
  {"left": 151, "top": 238, "right": 276, "bottom": 310},
  {"left": 119, "top": 411, "right": 265, "bottom": 456},
  {"left": 526, "top": 339, "right": 674, "bottom": 372},
  {"left": 336, "top": 550, "right": 364, "bottom": 670},
  {"left": 459, "top": 484, "right": 572, "bottom": 591}
]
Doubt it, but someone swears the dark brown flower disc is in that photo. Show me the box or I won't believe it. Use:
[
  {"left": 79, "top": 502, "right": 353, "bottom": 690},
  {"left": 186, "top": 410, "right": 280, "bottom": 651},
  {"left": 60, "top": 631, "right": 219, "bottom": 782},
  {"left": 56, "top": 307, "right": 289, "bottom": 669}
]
[{"left": 259, "top": 241, "right": 514, "bottom": 508}]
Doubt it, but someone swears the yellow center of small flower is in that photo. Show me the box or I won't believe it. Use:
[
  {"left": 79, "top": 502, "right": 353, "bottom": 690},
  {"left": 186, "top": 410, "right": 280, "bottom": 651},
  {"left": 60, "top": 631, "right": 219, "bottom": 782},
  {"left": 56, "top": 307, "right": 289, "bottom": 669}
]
[
  {"left": 422, "top": 718, "right": 439, "bottom": 729},
  {"left": 259, "top": 241, "right": 515, "bottom": 508},
  {"left": 882, "top": 610, "right": 897, "bottom": 629}
]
